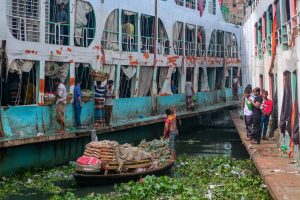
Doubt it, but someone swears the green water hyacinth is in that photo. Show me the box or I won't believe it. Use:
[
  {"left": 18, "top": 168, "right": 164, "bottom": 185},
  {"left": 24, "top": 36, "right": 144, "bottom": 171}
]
[{"left": 1, "top": 157, "right": 271, "bottom": 200}]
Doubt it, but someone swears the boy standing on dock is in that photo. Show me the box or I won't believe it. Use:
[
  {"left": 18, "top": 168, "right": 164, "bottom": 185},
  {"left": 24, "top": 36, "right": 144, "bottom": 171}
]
[
  {"left": 55, "top": 78, "right": 67, "bottom": 134},
  {"left": 242, "top": 88, "right": 254, "bottom": 139},
  {"left": 94, "top": 81, "right": 106, "bottom": 127},
  {"left": 248, "top": 87, "right": 263, "bottom": 144},
  {"left": 163, "top": 105, "right": 178, "bottom": 160}
]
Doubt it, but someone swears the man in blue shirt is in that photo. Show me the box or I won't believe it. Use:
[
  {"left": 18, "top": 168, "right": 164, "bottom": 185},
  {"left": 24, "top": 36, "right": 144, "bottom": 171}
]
[{"left": 74, "top": 79, "right": 82, "bottom": 128}]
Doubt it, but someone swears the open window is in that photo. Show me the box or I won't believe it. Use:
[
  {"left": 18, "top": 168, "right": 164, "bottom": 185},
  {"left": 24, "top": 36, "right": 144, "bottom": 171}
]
[
  {"left": 121, "top": 10, "right": 138, "bottom": 52},
  {"left": 198, "top": 0, "right": 206, "bottom": 16},
  {"left": 266, "top": 5, "right": 273, "bottom": 55},
  {"left": 216, "top": 31, "right": 224, "bottom": 57},
  {"left": 74, "top": 0, "right": 95, "bottom": 47},
  {"left": 173, "top": 22, "right": 184, "bottom": 55},
  {"left": 207, "top": 67, "right": 215, "bottom": 91},
  {"left": 208, "top": 30, "right": 217, "bottom": 57},
  {"left": 1, "top": 60, "right": 38, "bottom": 106},
  {"left": 75, "top": 63, "right": 93, "bottom": 91},
  {"left": 140, "top": 15, "right": 154, "bottom": 53},
  {"left": 158, "top": 19, "right": 170, "bottom": 55},
  {"left": 156, "top": 67, "right": 169, "bottom": 94},
  {"left": 198, "top": 67, "right": 204, "bottom": 92},
  {"left": 186, "top": 0, "right": 196, "bottom": 9},
  {"left": 171, "top": 68, "right": 181, "bottom": 94},
  {"left": 185, "top": 24, "right": 196, "bottom": 56},
  {"left": 138, "top": 66, "right": 154, "bottom": 97},
  {"left": 44, "top": 62, "right": 69, "bottom": 99},
  {"left": 231, "top": 34, "right": 238, "bottom": 58},
  {"left": 175, "top": 0, "right": 184, "bottom": 6},
  {"left": 7, "top": 0, "right": 40, "bottom": 42},
  {"left": 102, "top": 9, "right": 119, "bottom": 51},
  {"left": 119, "top": 65, "right": 136, "bottom": 98},
  {"left": 215, "top": 67, "right": 223, "bottom": 90},
  {"left": 197, "top": 26, "right": 206, "bottom": 57},
  {"left": 208, "top": 0, "right": 217, "bottom": 15},
  {"left": 45, "top": 0, "right": 70, "bottom": 45}
]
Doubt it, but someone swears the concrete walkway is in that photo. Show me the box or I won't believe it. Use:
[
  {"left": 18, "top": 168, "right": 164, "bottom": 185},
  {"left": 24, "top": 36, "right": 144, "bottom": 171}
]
[
  {"left": 230, "top": 110, "right": 300, "bottom": 200},
  {"left": 0, "top": 101, "right": 238, "bottom": 148}
]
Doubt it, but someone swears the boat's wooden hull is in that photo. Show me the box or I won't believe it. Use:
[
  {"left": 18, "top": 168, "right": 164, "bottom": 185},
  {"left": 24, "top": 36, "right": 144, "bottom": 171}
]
[{"left": 73, "top": 162, "right": 174, "bottom": 186}]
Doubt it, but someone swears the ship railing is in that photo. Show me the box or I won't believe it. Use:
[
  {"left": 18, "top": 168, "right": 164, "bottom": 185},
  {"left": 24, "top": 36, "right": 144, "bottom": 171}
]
[
  {"left": 173, "top": 40, "right": 184, "bottom": 56},
  {"left": 141, "top": 36, "right": 154, "bottom": 53},
  {"left": 46, "top": 21, "right": 70, "bottom": 45},
  {"left": 185, "top": 41, "right": 196, "bottom": 56},
  {"left": 101, "top": 30, "right": 119, "bottom": 51},
  {"left": 74, "top": 26, "right": 95, "bottom": 47},
  {"left": 157, "top": 38, "right": 170, "bottom": 55},
  {"left": 121, "top": 33, "right": 138, "bottom": 52},
  {"left": 207, "top": 44, "right": 224, "bottom": 58}
]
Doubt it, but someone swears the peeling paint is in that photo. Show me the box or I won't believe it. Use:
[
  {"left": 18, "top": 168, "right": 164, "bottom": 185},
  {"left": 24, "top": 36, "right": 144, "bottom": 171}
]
[{"left": 143, "top": 52, "right": 150, "bottom": 59}]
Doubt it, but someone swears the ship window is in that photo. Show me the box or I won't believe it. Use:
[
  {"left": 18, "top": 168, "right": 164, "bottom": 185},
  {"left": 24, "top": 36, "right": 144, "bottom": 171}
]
[
  {"left": 119, "top": 65, "right": 136, "bottom": 98},
  {"left": 171, "top": 68, "right": 181, "bottom": 94},
  {"left": 102, "top": 9, "right": 119, "bottom": 51},
  {"left": 185, "top": 24, "right": 196, "bottom": 56},
  {"left": 197, "top": 26, "right": 206, "bottom": 57},
  {"left": 75, "top": 63, "right": 93, "bottom": 91},
  {"left": 173, "top": 22, "right": 184, "bottom": 55},
  {"left": 207, "top": 68, "right": 215, "bottom": 91},
  {"left": 156, "top": 67, "right": 169, "bottom": 94},
  {"left": 1, "top": 60, "right": 38, "bottom": 106},
  {"left": 225, "top": 67, "right": 232, "bottom": 88},
  {"left": 45, "top": 0, "right": 70, "bottom": 45},
  {"left": 257, "top": 18, "right": 262, "bottom": 58},
  {"left": 266, "top": 5, "right": 273, "bottom": 56},
  {"left": 74, "top": 0, "right": 95, "bottom": 47},
  {"left": 44, "top": 62, "right": 69, "bottom": 95},
  {"left": 225, "top": 32, "right": 238, "bottom": 58},
  {"left": 141, "top": 15, "right": 154, "bottom": 53},
  {"left": 198, "top": 0, "right": 207, "bottom": 16},
  {"left": 175, "top": 0, "right": 184, "bottom": 6},
  {"left": 138, "top": 66, "right": 154, "bottom": 97},
  {"left": 208, "top": 30, "right": 217, "bottom": 57},
  {"left": 158, "top": 20, "right": 170, "bottom": 55},
  {"left": 231, "top": 34, "right": 238, "bottom": 58},
  {"left": 216, "top": 31, "right": 224, "bottom": 57},
  {"left": 215, "top": 67, "right": 223, "bottom": 90},
  {"left": 7, "top": 0, "right": 40, "bottom": 42},
  {"left": 186, "top": 0, "right": 196, "bottom": 9},
  {"left": 198, "top": 67, "right": 204, "bottom": 92},
  {"left": 121, "top": 10, "right": 138, "bottom": 52},
  {"left": 186, "top": 67, "right": 194, "bottom": 84}
]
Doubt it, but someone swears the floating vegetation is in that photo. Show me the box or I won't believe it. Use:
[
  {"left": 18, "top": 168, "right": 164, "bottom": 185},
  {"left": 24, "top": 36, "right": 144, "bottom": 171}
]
[{"left": 1, "top": 157, "right": 271, "bottom": 200}]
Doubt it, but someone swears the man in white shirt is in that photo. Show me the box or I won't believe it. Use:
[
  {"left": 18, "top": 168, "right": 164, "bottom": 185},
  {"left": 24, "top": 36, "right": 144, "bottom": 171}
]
[
  {"left": 55, "top": 78, "right": 67, "bottom": 133},
  {"left": 185, "top": 81, "right": 195, "bottom": 111},
  {"left": 242, "top": 88, "right": 254, "bottom": 139}
]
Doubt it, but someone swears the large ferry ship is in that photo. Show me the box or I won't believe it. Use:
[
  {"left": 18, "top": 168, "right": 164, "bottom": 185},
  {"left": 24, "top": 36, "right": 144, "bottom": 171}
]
[
  {"left": 242, "top": 0, "right": 300, "bottom": 154},
  {"left": 0, "top": 0, "right": 242, "bottom": 174}
]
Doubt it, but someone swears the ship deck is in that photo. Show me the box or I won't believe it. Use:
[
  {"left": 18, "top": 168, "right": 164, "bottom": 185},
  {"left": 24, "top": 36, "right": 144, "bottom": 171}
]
[{"left": 0, "top": 101, "right": 239, "bottom": 149}]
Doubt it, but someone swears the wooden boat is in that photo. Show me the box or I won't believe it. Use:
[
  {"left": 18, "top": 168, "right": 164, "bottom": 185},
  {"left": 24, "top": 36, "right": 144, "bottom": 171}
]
[{"left": 73, "top": 161, "right": 174, "bottom": 186}]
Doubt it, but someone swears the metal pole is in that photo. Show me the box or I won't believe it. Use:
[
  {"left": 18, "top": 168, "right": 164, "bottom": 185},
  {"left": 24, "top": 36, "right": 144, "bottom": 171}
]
[{"left": 152, "top": 0, "right": 158, "bottom": 114}]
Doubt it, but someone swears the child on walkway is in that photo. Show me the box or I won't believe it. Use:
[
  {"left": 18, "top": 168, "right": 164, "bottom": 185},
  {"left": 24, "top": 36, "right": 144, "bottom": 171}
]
[{"left": 163, "top": 105, "right": 178, "bottom": 160}]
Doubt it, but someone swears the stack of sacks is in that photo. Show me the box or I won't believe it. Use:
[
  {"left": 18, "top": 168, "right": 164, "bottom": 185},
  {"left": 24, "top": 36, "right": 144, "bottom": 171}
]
[{"left": 84, "top": 140, "right": 118, "bottom": 163}]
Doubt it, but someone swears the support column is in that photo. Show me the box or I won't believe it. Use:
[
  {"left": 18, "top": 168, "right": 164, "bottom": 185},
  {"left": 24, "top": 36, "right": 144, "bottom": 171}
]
[
  {"left": 118, "top": 9, "right": 122, "bottom": 51},
  {"left": 134, "top": 65, "right": 140, "bottom": 97},
  {"left": 115, "top": 64, "right": 121, "bottom": 98},
  {"left": 40, "top": 0, "right": 45, "bottom": 43},
  {"left": 38, "top": 60, "right": 45, "bottom": 105},
  {"left": 69, "top": 61, "right": 75, "bottom": 94},
  {"left": 69, "top": 0, "right": 76, "bottom": 46}
]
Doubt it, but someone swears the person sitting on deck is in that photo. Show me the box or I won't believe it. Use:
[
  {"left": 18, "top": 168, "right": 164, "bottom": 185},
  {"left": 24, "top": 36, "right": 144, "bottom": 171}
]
[
  {"left": 94, "top": 81, "right": 106, "bottom": 127},
  {"left": 163, "top": 105, "right": 178, "bottom": 160}
]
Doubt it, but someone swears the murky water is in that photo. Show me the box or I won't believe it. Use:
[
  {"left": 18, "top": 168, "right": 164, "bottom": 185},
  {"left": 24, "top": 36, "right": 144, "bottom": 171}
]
[{"left": 7, "top": 125, "right": 249, "bottom": 199}]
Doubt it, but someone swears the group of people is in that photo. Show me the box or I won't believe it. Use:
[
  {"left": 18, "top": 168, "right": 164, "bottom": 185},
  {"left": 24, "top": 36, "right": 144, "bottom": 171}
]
[
  {"left": 54, "top": 78, "right": 115, "bottom": 134},
  {"left": 242, "top": 85, "right": 273, "bottom": 144}
]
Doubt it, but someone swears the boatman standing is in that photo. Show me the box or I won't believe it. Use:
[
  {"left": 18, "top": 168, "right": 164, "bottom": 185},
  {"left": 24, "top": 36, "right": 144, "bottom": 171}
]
[
  {"left": 55, "top": 78, "right": 67, "bottom": 134},
  {"left": 163, "top": 105, "right": 178, "bottom": 160}
]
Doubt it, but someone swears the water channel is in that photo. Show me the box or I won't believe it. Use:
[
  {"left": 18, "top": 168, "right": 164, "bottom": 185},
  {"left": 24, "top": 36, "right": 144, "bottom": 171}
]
[{"left": 6, "top": 122, "right": 250, "bottom": 199}]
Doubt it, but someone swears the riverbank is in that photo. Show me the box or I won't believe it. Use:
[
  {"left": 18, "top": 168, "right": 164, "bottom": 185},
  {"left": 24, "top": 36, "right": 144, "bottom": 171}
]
[{"left": 230, "top": 110, "right": 300, "bottom": 200}]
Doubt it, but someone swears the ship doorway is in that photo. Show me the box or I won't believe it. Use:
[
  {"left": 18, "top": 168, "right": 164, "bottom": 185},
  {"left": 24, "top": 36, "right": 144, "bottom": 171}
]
[
  {"left": 198, "top": 67, "right": 204, "bottom": 92},
  {"left": 1, "top": 61, "right": 38, "bottom": 106},
  {"left": 75, "top": 63, "right": 93, "bottom": 91},
  {"left": 119, "top": 65, "right": 136, "bottom": 98},
  {"left": 156, "top": 67, "right": 168, "bottom": 94},
  {"left": 207, "top": 68, "right": 216, "bottom": 91},
  {"left": 186, "top": 67, "right": 194, "bottom": 86},
  {"left": 215, "top": 67, "right": 224, "bottom": 90},
  {"left": 171, "top": 68, "right": 181, "bottom": 94},
  {"left": 138, "top": 66, "right": 154, "bottom": 97}
]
